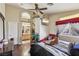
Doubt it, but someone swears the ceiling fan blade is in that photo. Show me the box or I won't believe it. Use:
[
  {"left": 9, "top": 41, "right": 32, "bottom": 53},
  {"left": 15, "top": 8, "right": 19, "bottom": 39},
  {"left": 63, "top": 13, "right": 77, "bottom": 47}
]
[
  {"left": 39, "top": 10, "right": 44, "bottom": 14},
  {"left": 33, "top": 12, "right": 36, "bottom": 15},
  {"left": 39, "top": 8, "right": 47, "bottom": 10},
  {"left": 27, "top": 9, "right": 36, "bottom": 10}
]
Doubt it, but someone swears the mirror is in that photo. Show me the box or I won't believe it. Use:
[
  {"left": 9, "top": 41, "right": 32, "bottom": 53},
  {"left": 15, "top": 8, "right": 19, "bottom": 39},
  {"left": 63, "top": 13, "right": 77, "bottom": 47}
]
[
  {"left": 0, "top": 12, "right": 5, "bottom": 53},
  {"left": 0, "top": 12, "right": 5, "bottom": 42}
]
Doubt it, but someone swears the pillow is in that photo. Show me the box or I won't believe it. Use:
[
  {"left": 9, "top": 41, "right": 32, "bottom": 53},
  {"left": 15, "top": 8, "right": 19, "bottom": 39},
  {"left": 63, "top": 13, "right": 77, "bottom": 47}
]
[{"left": 50, "top": 37, "right": 58, "bottom": 45}]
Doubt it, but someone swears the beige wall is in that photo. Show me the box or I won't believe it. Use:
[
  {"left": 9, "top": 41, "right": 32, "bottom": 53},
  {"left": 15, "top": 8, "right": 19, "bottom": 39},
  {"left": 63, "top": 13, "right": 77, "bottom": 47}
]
[
  {"left": 5, "top": 4, "right": 22, "bottom": 44},
  {"left": 5, "top": 4, "right": 21, "bottom": 21},
  {"left": 49, "top": 9, "right": 79, "bottom": 34},
  {"left": 0, "top": 3, "right": 5, "bottom": 17}
]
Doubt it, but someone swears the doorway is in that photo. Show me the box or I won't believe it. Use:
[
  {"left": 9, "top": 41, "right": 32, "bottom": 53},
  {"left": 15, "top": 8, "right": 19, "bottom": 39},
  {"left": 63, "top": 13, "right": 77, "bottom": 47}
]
[{"left": 20, "top": 22, "right": 31, "bottom": 42}]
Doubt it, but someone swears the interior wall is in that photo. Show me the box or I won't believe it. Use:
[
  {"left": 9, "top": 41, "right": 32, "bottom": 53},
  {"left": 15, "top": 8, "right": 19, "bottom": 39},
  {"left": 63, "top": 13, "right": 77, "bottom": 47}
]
[
  {"left": 49, "top": 9, "right": 79, "bottom": 34},
  {"left": 5, "top": 4, "right": 21, "bottom": 21},
  {"left": 0, "top": 3, "right": 5, "bottom": 17},
  {"left": 5, "top": 4, "right": 22, "bottom": 44}
]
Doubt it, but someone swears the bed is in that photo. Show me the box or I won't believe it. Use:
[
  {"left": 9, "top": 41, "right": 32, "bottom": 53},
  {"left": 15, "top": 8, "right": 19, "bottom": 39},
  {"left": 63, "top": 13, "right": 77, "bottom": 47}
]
[
  {"left": 30, "top": 40, "right": 73, "bottom": 56},
  {"left": 30, "top": 43, "right": 53, "bottom": 56}
]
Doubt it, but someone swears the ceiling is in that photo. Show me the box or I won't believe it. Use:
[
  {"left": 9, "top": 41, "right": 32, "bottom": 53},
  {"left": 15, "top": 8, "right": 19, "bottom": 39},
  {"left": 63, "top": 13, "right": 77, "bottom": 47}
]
[{"left": 7, "top": 3, "right": 79, "bottom": 14}]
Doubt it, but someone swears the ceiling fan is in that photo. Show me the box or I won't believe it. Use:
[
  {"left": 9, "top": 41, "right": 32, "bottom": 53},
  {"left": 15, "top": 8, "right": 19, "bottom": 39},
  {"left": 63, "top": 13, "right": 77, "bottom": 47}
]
[{"left": 28, "top": 3, "right": 47, "bottom": 15}]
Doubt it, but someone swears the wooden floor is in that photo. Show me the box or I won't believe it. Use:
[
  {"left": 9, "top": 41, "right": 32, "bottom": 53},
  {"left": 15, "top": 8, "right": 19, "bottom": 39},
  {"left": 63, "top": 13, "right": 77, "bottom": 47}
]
[
  {"left": 0, "top": 40, "right": 30, "bottom": 56},
  {"left": 12, "top": 40, "right": 30, "bottom": 56}
]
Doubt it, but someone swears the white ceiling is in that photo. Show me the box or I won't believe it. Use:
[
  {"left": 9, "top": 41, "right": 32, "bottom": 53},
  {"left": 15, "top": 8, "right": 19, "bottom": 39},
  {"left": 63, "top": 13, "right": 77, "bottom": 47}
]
[{"left": 7, "top": 3, "right": 79, "bottom": 14}]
